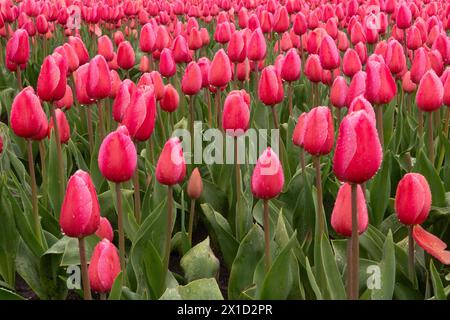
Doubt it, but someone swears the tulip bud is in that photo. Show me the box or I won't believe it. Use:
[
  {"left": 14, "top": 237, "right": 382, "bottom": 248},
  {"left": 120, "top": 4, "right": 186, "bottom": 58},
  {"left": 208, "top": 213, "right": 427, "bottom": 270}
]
[
  {"left": 342, "top": 49, "right": 361, "bottom": 78},
  {"left": 222, "top": 90, "right": 250, "bottom": 133},
  {"left": 227, "top": 31, "right": 246, "bottom": 63},
  {"left": 122, "top": 86, "right": 157, "bottom": 142},
  {"left": 365, "top": 59, "right": 397, "bottom": 105},
  {"left": 395, "top": 173, "right": 431, "bottom": 226},
  {"left": 251, "top": 147, "right": 284, "bottom": 200},
  {"left": 319, "top": 35, "right": 340, "bottom": 70},
  {"left": 172, "top": 35, "right": 191, "bottom": 63},
  {"left": 208, "top": 49, "right": 232, "bottom": 88},
  {"left": 11, "top": 87, "right": 48, "bottom": 140},
  {"left": 385, "top": 40, "right": 406, "bottom": 75},
  {"left": 331, "top": 183, "right": 369, "bottom": 237},
  {"left": 97, "top": 35, "right": 114, "bottom": 62},
  {"left": 304, "top": 54, "right": 323, "bottom": 83},
  {"left": 402, "top": 71, "right": 417, "bottom": 93},
  {"left": 301, "top": 107, "right": 334, "bottom": 155},
  {"left": 68, "top": 36, "right": 89, "bottom": 65},
  {"left": 333, "top": 110, "right": 382, "bottom": 184},
  {"left": 416, "top": 70, "right": 443, "bottom": 112},
  {"left": 98, "top": 126, "right": 137, "bottom": 182},
  {"left": 140, "top": 23, "right": 155, "bottom": 53},
  {"left": 348, "top": 95, "right": 376, "bottom": 123},
  {"left": 410, "top": 48, "right": 430, "bottom": 84},
  {"left": 181, "top": 62, "right": 202, "bottom": 96},
  {"left": 187, "top": 168, "right": 203, "bottom": 200},
  {"left": 48, "top": 109, "right": 70, "bottom": 144},
  {"left": 6, "top": 29, "right": 29, "bottom": 65},
  {"left": 88, "top": 239, "right": 121, "bottom": 292},
  {"left": 396, "top": 3, "right": 412, "bottom": 29},
  {"left": 155, "top": 137, "right": 186, "bottom": 185},
  {"left": 159, "top": 48, "right": 176, "bottom": 78},
  {"left": 37, "top": 54, "right": 67, "bottom": 102},
  {"left": 346, "top": 71, "right": 366, "bottom": 106},
  {"left": 258, "top": 66, "right": 284, "bottom": 106},
  {"left": 60, "top": 170, "right": 100, "bottom": 238},
  {"left": 292, "top": 113, "right": 307, "bottom": 148},
  {"left": 87, "top": 55, "right": 111, "bottom": 100},
  {"left": 95, "top": 217, "right": 114, "bottom": 242},
  {"left": 281, "top": 48, "right": 301, "bottom": 82},
  {"left": 55, "top": 85, "right": 73, "bottom": 110},
  {"left": 112, "top": 79, "right": 136, "bottom": 123},
  {"left": 74, "top": 63, "right": 94, "bottom": 105},
  {"left": 247, "top": 28, "right": 266, "bottom": 61},
  {"left": 160, "top": 84, "right": 179, "bottom": 113},
  {"left": 117, "top": 41, "right": 135, "bottom": 70},
  {"left": 330, "top": 76, "right": 348, "bottom": 109}
]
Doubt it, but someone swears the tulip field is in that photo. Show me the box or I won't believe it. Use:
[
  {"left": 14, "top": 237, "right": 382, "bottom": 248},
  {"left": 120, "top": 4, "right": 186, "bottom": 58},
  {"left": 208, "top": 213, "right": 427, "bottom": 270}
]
[{"left": 1, "top": 0, "right": 450, "bottom": 302}]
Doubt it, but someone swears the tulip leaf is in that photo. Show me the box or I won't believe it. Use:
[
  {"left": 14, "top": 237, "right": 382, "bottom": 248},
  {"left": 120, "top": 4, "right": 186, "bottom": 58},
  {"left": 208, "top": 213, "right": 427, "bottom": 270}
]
[
  {"left": 180, "top": 237, "right": 220, "bottom": 282},
  {"left": 371, "top": 230, "right": 395, "bottom": 300},
  {"left": 108, "top": 272, "right": 123, "bottom": 300},
  {"left": 0, "top": 288, "right": 25, "bottom": 300},
  {"left": 430, "top": 260, "right": 447, "bottom": 300},
  {"left": 319, "top": 234, "right": 346, "bottom": 300},
  {"left": 160, "top": 278, "right": 223, "bottom": 300},
  {"left": 369, "top": 151, "right": 392, "bottom": 227},
  {"left": 47, "top": 130, "right": 64, "bottom": 218}
]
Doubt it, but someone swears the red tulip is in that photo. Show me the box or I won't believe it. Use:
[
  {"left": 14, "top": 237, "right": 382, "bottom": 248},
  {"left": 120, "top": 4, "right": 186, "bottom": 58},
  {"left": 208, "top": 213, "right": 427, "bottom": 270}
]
[
  {"left": 330, "top": 76, "right": 348, "bottom": 109},
  {"left": 6, "top": 29, "right": 29, "bottom": 65},
  {"left": 346, "top": 71, "right": 367, "bottom": 106},
  {"left": 410, "top": 47, "right": 430, "bottom": 84},
  {"left": 292, "top": 113, "right": 307, "bottom": 148},
  {"left": 112, "top": 79, "right": 136, "bottom": 123},
  {"left": 117, "top": 41, "right": 135, "bottom": 70},
  {"left": 304, "top": 54, "right": 323, "bottom": 83},
  {"left": 36, "top": 14, "right": 48, "bottom": 34},
  {"left": 416, "top": 70, "right": 443, "bottom": 112},
  {"left": 208, "top": 49, "right": 232, "bottom": 88},
  {"left": 61, "top": 43, "right": 80, "bottom": 73},
  {"left": 98, "top": 125, "right": 137, "bottom": 182},
  {"left": 88, "top": 239, "right": 121, "bottom": 292},
  {"left": 281, "top": 48, "right": 301, "bottom": 82},
  {"left": 258, "top": 66, "right": 284, "bottom": 106},
  {"left": 293, "top": 12, "right": 307, "bottom": 36},
  {"left": 187, "top": 167, "right": 203, "bottom": 200},
  {"left": 172, "top": 35, "right": 191, "bottom": 63},
  {"left": 348, "top": 95, "right": 376, "bottom": 123},
  {"left": 160, "top": 84, "right": 179, "bottom": 113},
  {"left": 333, "top": 110, "right": 382, "bottom": 184},
  {"left": 140, "top": 23, "right": 155, "bottom": 53},
  {"left": 48, "top": 109, "right": 70, "bottom": 144},
  {"left": 365, "top": 59, "right": 397, "bottom": 105},
  {"left": 247, "top": 28, "right": 266, "bottom": 62},
  {"left": 432, "top": 34, "right": 450, "bottom": 66},
  {"left": 301, "top": 106, "right": 334, "bottom": 155},
  {"left": 331, "top": 183, "right": 369, "bottom": 237},
  {"left": 188, "top": 27, "right": 203, "bottom": 51},
  {"left": 159, "top": 48, "right": 176, "bottom": 78},
  {"left": 395, "top": 173, "right": 431, "bottom": 226},
  {"left": 95, "top": 217, "right": 114, "bottom": 242},
  {"left": 227, "top": 31, "right": 246, "bottom": 63},
  {"left": 342, "top": 49, "right": 362, "bottom": 78},
  {"left": 155, "top": 137, "right": 186, "bottom": 185},
  {"left": 74, "top": 63, "right": 94, "bottom": 105},
  {"left": 181, "top": 62, "right": 202, "bottom": 96},
  {"left": 406, "top": 26, "right": 423, "bottom": 50},
  {"left": 251, "top": 147, "right": 284, "bottom": 200},
  {"left": 121, "top": 86, "right": 157, "bottom": 142},
  {"left": 97, "top": 35, "right": 114, "bottom": 62},
  {"left": 385, "top": 40, "right": 406, "bottom": 75},
  {"left": 402, "top": 71, "right": 417, "bottom": 93},
  {"left": 319, "top": 35, "right": 340, "bottom": 70},
  {"left": 109, "top": 70, "right": 122, "bottom": 99},
  {"left": 55, "top": 85, "right": 73, "bottom": 110},
  {"left": 60, "top": 170, "right": 100, "bottom": 238},
  {"left": 37, "top": 53, "right": 67, "bottom": 102},
  {"left": 222, "top": 90, "right": 250, "bottom": 133},
  {"left": 10, "top": 87, "right": 48, "bottom": 140},
  {"left": 396, "top": 3, "right": 412, "bottom": 29},
  {"left": 68, "top": 36, "right": 89, "bottom": 65},
  {"left": 87, "top": 55, "right": 111, "bottom": 100}
]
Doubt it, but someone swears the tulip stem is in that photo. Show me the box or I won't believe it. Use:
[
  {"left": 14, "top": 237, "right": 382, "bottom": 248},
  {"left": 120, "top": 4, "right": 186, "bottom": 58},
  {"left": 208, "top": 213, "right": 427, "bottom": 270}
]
[
  {"left": 288, "top": 82, "right": 293, "bottom": 117},
  {"left": 188, "top": 199, "right": 195, "bottom": 246},
  {"left": 86, "top": 107, "right": 94, "bottom": 154},
  {"left": 263, "top": 199, "right": 271, "bottom": 273},
  {"left": 436, "top": 108, "right": 450, "bottom": 171},
  {"left": 100, "top": 293, "right": 107, "bottom": 300},
  {"left": 347, "top": 183, "right": 359, "bottom": 300},
  {"left": 313, "top": 156, "right": 325, "bottom": 236},
  {"left": 51, "top": 104, "right": 65, "bottom": 206},
  {"left": 335, "top": 107, "right": 341, "bottom": 130},
  {"left": 163, "top": 185, "right": 174, "bottom": 291},
  {"left": 235, "top": 138, "right": 243, "bottom": 240},
  {"left": 78, "top": 237, "right": 92, "bottom": 300},
  {"left": 408, "top": 225, "right": 415, "bottom": 283},
  {"left": 16, "top": 69, "right": 22, "bottom": 90},
  {"left": 115, "top": 183, "right": 126, "bottom": 271},
  {"left": 189, "top": 96, "right": 194, "bottom": 153},
  {"left": 205, "top": 89, "right": 212, "bottom": 127},
  {"left": 271, "top": 106, "right": 279, "bottom": 130},
  {"left": 427, "top": 112, "right": 434, "bottom": 163},
  {"left": 418, "top": 110, "right": 424, "bottom": 144},
  {"left": 132, "top": 160, "right": 141, "bottom": 224},
  {"left": 215, "top": 91, "right": 221, "bottom": 129},
  {"left": 300, "top": 148, "right": 306, "bottom": 175},
  {"left": 97, "top": 100, "right": 105, "bottom": 140},
  {"left": 375, "top": 105, "right": 384, "bottom": 147},
  {"left": 27, "top": 139, "right": 42, "bottom": 245}
]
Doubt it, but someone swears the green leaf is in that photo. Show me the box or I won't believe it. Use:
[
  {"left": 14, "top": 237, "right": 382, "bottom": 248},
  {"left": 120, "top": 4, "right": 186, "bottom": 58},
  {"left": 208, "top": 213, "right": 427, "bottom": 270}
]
[
  {"left": 0, "top": 288, "right": 25, "bottom": 300},
  {"left": 180, "top": 237, "right": 220, "bottom": 282},
  {"left": 369, "top": 152, "right": 392, "bottom": 227},
  {"left": 108, "top": 272, "right": 123, "bottom": 300},
  {"left": 47, "top": 130, "right": 64, "bottom": 217},
  {"left": 430, "top": 260, "right": 447, "bottom": 300},
  {"left": 259, "top": 232, "right": 297, "bottom": 300},
  {"left": 228, "top": 225, "right": 265, "bottom": 299},
  {"left": 319, "top": 234, "right": 346, "bottom": 300},
  {"left": 161, "top": 278, "right": 223, "bottom": 300},
  {"left": 371, "top": 231, "right": 396, "bottom": 300}
]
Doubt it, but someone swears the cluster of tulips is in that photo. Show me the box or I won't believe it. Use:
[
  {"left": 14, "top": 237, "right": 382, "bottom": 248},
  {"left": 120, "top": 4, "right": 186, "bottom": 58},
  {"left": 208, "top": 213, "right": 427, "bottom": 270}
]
[{"left": 1, "top": 0, "right": 450, "bottom": 301}]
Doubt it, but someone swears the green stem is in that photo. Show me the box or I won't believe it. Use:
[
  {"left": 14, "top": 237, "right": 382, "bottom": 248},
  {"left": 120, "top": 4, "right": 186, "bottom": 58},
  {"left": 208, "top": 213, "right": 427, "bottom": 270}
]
[
  {"left": 115, "top": 183, "right": 125, "bottom": 271},
  {"left": 428, "top": 112, "right": 434, "bottom": 163},
  {"left": 97, "top": 100, "right": 105, "bottom": 140},
  {"left": 86, "top": 107, "right": 94, "bottom": 154},
  {"left": 263, "top": 199, "right": 271, "bottom": 273},
  {"left": 375, "top": 105, "right": 384, "bottom": 148},
  {"left": 188, "top": 199, "right": 195, "bottom": 246},
  {"left": 348, "top": 183, "right": 359, "bottom": 300},
  {"left": 163, "top": 185, "right": 174, "bottom": 291},
  {"left": 288, "top": 82, "right": 293, "bottom": 117},
  {"left": 235, "top": 138, "right": 242, "bottom": 239},
  {"left": 27, "top": 139, "right": 42, "bottom": 245},
  {"left": 51, "top": 104, "right": 65, "bottom": 202},
  {"left": 78, "top": 237, "right": 92, "bottom": 300},
  {"left": 408, "top": 225, "right": 415, "bottom": 283},
  {"left": 313, "top": 156, "right": 324, "bottom": 235},
  {"left": 132, "top": 147, "right": 141, "bottom": 224}
]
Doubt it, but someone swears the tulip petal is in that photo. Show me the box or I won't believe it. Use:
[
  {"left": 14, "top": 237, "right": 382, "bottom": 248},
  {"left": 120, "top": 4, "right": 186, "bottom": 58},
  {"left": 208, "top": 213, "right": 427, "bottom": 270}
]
[{"left": 413, "top": 225, "right": 450, "bottom": 265}]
